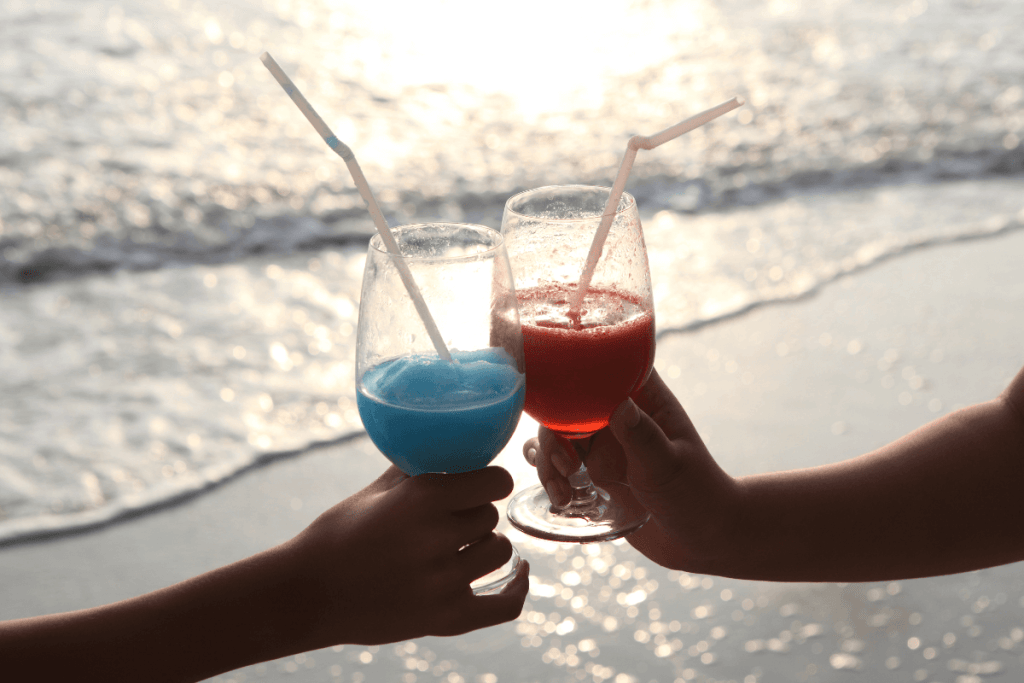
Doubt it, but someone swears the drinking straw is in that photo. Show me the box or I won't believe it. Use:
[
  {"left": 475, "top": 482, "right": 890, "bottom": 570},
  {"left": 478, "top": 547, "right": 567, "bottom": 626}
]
[
  {"left": 260, "top": 52, "right": 453, "bottom": 362},
  {"left": 568, "top": 96, "right": 745, "bottom": 316}
]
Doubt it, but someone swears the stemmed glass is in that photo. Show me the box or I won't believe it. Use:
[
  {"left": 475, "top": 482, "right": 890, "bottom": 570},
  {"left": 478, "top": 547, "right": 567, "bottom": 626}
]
[
  {"left": 502, "top": 185, "right": 655, "bottom": 543},
  {"left": 356, "top": 223, "right": 526, "bottom": 594}
]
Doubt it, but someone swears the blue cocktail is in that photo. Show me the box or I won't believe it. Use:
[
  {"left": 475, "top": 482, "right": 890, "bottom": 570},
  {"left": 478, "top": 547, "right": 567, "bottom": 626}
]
[
  {"left": 358, "top": 349, "right": 524, "bottom": 475},
  {"left": 355, "top": 223, "right": 525, "bottom": 594}
]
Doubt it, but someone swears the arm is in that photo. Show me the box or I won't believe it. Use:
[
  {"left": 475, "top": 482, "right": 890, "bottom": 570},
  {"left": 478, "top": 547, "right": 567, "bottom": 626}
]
[
  {"left": 0, "top": 540, "right": 316, "bottom": 681},
  {"left": 730, "top": 364, "right": 1024, "bottom": 581},
  {"left": 0, "top": 466, "right": 529, "bottom": 681},
  {"left": 526, "top": 365, "right": 1024, "bottom": 582}
]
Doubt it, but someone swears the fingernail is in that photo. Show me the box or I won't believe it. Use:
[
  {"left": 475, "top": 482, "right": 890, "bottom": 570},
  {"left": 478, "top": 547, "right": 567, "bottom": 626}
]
[
  {"left": 612, "top": 399, "right": 641, "bottom": 428},
  {"left": 551, "top": 449, "right": 572, "bottom": 477}
]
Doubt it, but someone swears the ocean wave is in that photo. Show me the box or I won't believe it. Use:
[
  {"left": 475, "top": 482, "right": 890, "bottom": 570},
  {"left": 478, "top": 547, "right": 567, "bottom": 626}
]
[{"left": 3, "top": 146, "right": 1022, "bottom": 287}]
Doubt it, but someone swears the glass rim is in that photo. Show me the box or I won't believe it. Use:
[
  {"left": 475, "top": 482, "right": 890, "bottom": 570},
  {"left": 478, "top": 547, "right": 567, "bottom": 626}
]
[
  {"left": 368, "top": 222, "right": 505, "bottom": 262},
  {"left": 503, "top": 184, "right": 637, "bottom": 222}
]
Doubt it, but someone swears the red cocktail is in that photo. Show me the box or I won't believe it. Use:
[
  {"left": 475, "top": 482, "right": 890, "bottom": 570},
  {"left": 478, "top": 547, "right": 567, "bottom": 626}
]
[
  {"left": 519, "top": 284, "right": 654, "bottom": 437},
  {"left": 502, "top": 185, "right": 655, "bottom": 543}
]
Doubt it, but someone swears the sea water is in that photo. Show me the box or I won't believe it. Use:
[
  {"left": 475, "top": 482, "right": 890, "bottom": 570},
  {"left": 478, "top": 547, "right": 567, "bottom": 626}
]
[
  {"left": 356, "top": 349, "right": 525, "bottom": 475},
  {"left": 1, "top": 0, "right": 1022, "bottom": 542}
]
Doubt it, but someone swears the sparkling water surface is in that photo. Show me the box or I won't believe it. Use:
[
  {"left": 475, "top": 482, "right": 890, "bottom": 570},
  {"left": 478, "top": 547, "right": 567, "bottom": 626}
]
[
  {"left": 2, "top": 0, "right": 1022, "bottom": 561},
  {"left": 2, "top": 0, "right": 1024, "bottom": 680}
]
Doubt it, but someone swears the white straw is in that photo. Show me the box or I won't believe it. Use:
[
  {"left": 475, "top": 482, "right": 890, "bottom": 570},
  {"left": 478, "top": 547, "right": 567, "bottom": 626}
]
[
  {"left": 260, "top": 52, "right": 453, "bottom": 362},
  {"left": 568, "top": 96, "right": 745, "bottom": 316}
]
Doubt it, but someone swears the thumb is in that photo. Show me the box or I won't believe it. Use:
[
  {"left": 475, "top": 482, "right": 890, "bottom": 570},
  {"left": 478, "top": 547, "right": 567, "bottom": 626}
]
[
  {"left": 608, "top": 368, "right": 704, "bottom": 487},
  {"left": 607, "top": 397, "right": 679, "bottom": 485}
]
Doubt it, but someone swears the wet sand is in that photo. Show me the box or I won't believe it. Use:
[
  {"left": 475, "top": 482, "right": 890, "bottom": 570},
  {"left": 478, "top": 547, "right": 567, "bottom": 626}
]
[{"left": 2, "top": 227, "right": 1023, "bottom": 682}]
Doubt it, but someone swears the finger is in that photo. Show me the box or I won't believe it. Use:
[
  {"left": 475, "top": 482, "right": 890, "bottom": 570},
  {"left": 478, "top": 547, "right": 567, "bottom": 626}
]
[
  {"left": 412, "top": 467, "right": 515, "bottom": 510},
  {"left": 583, "top": 427, "right": 629, "bottom": 483},
  {"left": 523, "top": 437, "right": 540, "bottom": 467},
  {"left": 499, "top": 558, "right": 530, "bottom": 597},
  {"left": 537, "top": 429, "right": 578, "bottom": 507},
  {"left": 437, "top": 560, "right": 530, "bottom": 636},
  {"left": 457, "top": 532, "right": 514, "bottom": 583},
  {"left": 537, "top": 428, "right": 582, "bottom": 477},
  {"left": 450, "top": 503, "right": 501, "bottom": 547},
  {"left": 609, "top": 394, "right": 689, "bottom": 488},
  {"left": 630, "top": 368, "right": 702, "bottom": 443},
  {"left": 472, "top": 559, "right": 531, "bottom": 617}
]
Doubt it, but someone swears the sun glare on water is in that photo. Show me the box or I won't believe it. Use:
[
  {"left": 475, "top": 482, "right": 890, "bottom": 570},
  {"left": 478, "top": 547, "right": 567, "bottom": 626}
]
[{"left": 315, "top": 0, "right": 710, "bottom": 118}]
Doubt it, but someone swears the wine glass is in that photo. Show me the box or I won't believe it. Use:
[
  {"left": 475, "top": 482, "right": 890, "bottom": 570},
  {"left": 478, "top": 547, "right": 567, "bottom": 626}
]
[
  {"left": 356, "top": 223, "right": 526, "bottom": 594},
  {"left": 502, "top": 185, "right": 655, "bottom": 543}
]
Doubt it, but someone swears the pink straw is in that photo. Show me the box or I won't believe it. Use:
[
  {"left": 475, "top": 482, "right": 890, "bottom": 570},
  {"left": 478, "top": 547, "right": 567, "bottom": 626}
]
[{"left": 568, "top": 96, "right": 745, "bottom": 316}]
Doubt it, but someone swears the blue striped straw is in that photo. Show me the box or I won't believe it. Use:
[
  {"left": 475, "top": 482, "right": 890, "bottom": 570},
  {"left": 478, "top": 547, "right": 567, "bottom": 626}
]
[{"left": 260, "top": 52, "right": 453, "bottom": 362}]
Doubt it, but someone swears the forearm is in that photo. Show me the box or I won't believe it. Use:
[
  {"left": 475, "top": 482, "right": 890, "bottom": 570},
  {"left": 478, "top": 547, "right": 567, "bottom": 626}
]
[
  {"left": 724, "top": 388, "right": 1024, "bottom": 581},
  {"left": 0, "top": 538, "right": 318, "bottom": 682}
]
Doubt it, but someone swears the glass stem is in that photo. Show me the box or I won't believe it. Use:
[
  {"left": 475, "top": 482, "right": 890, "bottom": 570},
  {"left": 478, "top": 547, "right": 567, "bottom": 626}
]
[
  {"left": 565, "top": 464, "right": 599, "bottom": 506},
  {"left": 558, "top": 439, "right": 598, "bottom": 510}
]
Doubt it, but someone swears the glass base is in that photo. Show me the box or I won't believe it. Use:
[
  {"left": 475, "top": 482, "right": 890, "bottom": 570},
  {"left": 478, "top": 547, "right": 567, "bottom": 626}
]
[
  {"left": 506, "top": 480, "right": 650, "bottom": 543},
  {"left": 470, "top": 545, "right": 521, "bottom": 595}
]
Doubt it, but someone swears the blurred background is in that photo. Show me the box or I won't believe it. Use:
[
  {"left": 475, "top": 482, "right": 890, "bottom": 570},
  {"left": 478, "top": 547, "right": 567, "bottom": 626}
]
[{"left": 1, "top": 0, "right": 1023, "bottom": 680}]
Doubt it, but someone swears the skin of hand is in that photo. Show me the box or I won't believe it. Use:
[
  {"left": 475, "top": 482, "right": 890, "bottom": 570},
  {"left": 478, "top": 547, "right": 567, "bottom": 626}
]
[
  {"left": 0, "top": 466, "right": 530, "bottom": 682},
  {"left": 524, "top": 368, "right": 742, "bottom": 573},
  {"left": 526, "top": 365, "right": 1024, "bottom": 582},
  {"left": 288, "top": 465, "right": 530, "bottom": 646}
]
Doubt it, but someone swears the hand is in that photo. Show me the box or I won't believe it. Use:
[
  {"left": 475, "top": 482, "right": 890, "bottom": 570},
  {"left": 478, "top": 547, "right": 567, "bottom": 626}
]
[
  {"left": 286, "top": 465, "right": 530, "bottom": 648},
  {"left": 0, "top": 465, "right": 530, "bottom": 682},
  {"left": 524, "top": 369, "right": 739, "bottom": 571}
]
